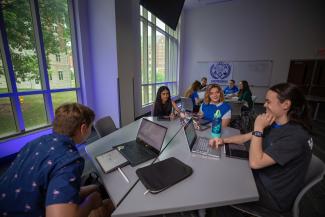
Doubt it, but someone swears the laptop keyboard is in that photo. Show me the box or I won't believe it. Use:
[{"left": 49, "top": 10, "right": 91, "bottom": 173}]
[{"left": 196, "top": 137, "right": 209, "bottom": 152}]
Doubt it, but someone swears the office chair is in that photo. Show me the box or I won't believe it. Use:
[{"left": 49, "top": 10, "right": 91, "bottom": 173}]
[
  {"left": 94, "top": 116, "right": 117, "bottom": 138},
  {"left": 181, "top": 97, "right": 193, "bottom": 112},
  {"left": 231, "top": 154, "right": 325, "bottom": 217}
]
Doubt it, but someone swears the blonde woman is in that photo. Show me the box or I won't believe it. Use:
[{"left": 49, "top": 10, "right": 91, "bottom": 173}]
[{"left": 199, "top": 84, "right": 231, "bottom": 127}]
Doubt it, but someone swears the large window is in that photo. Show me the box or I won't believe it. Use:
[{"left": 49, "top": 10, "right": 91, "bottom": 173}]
[
  {"left": 140, "top": 6, "right": 179, "bottom": 107},
  {"left": 0, "top": 0, "right": 80, "bottom": 139}
]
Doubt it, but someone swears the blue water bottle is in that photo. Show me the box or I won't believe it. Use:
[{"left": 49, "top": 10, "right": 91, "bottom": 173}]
[{"left": 211, "top": 109, "right": 221, "bottom": 138}]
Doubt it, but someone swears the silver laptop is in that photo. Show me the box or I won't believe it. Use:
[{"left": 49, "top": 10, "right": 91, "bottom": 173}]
[{"left": 184, "top": 119, "right": 221, "bottom": 158}]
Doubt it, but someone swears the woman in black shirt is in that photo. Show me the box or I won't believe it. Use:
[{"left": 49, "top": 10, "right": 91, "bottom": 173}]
[{"left": 153, "top": 86, "right": 180, "bottom": 118}]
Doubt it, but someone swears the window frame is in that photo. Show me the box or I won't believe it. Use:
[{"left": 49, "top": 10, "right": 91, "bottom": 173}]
[{"left": 0, "top": 0, "right": 81, "bottom": 140}]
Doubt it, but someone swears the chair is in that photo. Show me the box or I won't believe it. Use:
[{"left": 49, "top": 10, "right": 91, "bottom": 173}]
[
  {"left": 181, "top": 97, "right": 193, "bottom": 112},
  {"left": 94, "top": 116, "right": 117, "bottom": 138},
  {"left": 229, "top": 101, "right": 244, "bottom": 117},
  {"left": 231, "top": 154, "right": 325, "bottom": 217}
]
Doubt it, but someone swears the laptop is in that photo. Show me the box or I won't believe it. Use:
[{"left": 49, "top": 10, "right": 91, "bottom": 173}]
[
  {"left": 184, "top": 119, "right": 221, "bottom": 158},
  {"left": 114, "top": 119, "right": 168, "bottom": 166},
  {"left": 225, "top": 143, "right": 249, "bottom": 160}
]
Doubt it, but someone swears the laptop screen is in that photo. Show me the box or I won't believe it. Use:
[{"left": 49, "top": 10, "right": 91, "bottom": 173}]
[
  {"left": 184, "top": 119, "right": 197, "bottom": 148},
  {"left": 137, "top": 119, "right": 168, "bottom": 151}
]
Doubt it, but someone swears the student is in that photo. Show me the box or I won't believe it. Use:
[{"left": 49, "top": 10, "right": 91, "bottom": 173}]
[
  {"left": 185, "top": 80, "right": 202, "bottom": 113},
  {"left": 223, "top": 79, "right": 239, "bottom": 96},
  {"left": 200, "top": 77, "right": 208, "bottom": 90},
  {"left": 199, "top": 84, "right": 231, "bottom": 128},
  {"left": 153, "top": 86, "right": 180, "bottom": 118},
  {"left": 0, "top": 103, "right": 112, "bottom": 217},
  {"left": 209, "top": 83, "right": 313, "bottom": 213},
  {"left": 238, "top": 80, "right": 253, "bottom": 110}
]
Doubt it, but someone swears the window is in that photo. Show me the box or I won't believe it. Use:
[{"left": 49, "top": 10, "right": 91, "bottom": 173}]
[
  {"left": 58, "top": 71, "right": 63, "bottom": 80},
  {"left": 140, "top": 6, "right": 179, "bottom": 107},
  {"left": 0, "top": 0, "right": 80, "bottom": 139}
]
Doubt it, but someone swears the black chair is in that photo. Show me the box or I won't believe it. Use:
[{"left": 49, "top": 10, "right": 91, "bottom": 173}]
[
  {"left": 94, "top": 116, "right": 117, "bottom": 138},
  {"left": 231, "top": 154, "right": 325, "bottom": 217}
]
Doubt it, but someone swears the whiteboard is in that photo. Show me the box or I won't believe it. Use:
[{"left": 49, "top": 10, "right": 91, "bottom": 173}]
[{"left": 196, "top": 60, "right": 273, "bottom": 87}]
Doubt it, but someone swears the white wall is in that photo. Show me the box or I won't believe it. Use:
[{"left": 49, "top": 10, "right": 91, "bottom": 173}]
[
  {"left": 76, "top": 0, "right": 120, "bottom": 126},
  {"left": 180, "top": 0, "right": 325, "bottom": 102}
]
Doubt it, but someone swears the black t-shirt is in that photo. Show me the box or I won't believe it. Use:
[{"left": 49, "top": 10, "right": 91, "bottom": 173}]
[
  {"left": 153, "top": 101, "right": 172, "bottom": 117},
  {"left": 254, "top": 123, "right": 312, "bottom": 212}
]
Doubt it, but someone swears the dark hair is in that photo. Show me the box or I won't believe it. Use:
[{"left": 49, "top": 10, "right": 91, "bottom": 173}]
[
  {"left": 201, "top": 77, "right": 207, "bottom": 81},
  {"left": 230, "top": 79, "right": 235, "bottom": 83},
  {"left": 153, "top": 86, "right": 172, "bottom": 116},
  {"left": 269, "top": 83, "right": 312, "bottom": 132},
  {"left": 238, "top": 80, "right": 251, "bottom": 97},
  {"left": 53, "top": 103, "right": 95, "bottom": 137}
]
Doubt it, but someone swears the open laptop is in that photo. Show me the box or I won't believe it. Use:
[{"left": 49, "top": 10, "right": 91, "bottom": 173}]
[
  {"left": 184, "top": 118, "right": 221, "bottom": 158},
  {"left": 114, "top": 119, "right": 168, "bottom": 166},
  {"left": 225, "top": 143, "right": 249, "bottom": 160}
]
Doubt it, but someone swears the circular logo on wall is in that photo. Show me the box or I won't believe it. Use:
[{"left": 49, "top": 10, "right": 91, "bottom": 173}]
[{"left": 210, "top": 62, "right": 231, "bottom": 80}]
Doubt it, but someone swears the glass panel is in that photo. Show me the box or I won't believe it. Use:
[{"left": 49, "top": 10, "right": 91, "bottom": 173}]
[
  {"left": 140, "top": 21, "right": 145, "bottom": 84},
  {"left": 148, "top": 84, "right": 155, "bottom": 104},
  {"left": 156, "top": 18, "right": 165, "bottom": 31},
  {"left": 148, "top": 26, "right": 153, "bottom": 83},
  {"left": 148, "top": 11, "right": 152, "bottom": 22},
  {"left": 156, "top": 31, "right": 165, "bottom": 82},
  {"left": 51, "top": 91, "right": 77, "bottom": 111},
  {"left": 39, "top": 0, "right": 76, "bottom": 89},
  {"left": 0, "top": 97, "right": 17, "bottom": 137},
  {"left": 21, "top": 94, "right": 48, "bottom": 130},
  {"left": 2, "top": 0, "right": 41, "bottom": 91},
  {"left": 140, "top": 5, "right": 143, "bottom": 16},
  {"left": 0, "top": 51, "right": 9, "bottom": 93},
  {"left": 142, "top": 85, "right": 149, "bottom": 106}
]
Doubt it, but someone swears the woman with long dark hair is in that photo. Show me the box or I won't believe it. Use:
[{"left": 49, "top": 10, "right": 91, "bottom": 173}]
[
  {"left": 153, "top": 86, "right": 180, "bottom": 117},
  {"left": 210, "top": 83, "right": 313, "bottom": 213},
  {"left": 238, "top": 80, "right": 253, "bottom": 109}
]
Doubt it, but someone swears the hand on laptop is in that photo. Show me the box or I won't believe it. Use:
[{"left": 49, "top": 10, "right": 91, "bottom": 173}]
[{"left": 209, "top": 138, "right": 224, "bottom": 149}]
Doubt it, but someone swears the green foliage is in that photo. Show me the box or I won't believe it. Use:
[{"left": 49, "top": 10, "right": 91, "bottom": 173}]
[{"left": 1, "top": 0, "right": 70, "bottom": 82}]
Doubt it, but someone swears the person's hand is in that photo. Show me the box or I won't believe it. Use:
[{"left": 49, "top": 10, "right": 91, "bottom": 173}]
[
  {"left": 209, "top": 138, "right": 224, "bottom": 149},
  {"left": 197, "top": 112, "right": 204, "bottom": 118},
  {"left": 254, "top": 113, "right": 275, "bottom": 131},
  {"left": 170, "top": 113, "right": 176, "bottom": 120}
]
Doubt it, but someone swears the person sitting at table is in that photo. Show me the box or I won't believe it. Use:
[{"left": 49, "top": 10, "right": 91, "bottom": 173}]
[
  {"left": 200, "top": 77, "right": 208, "bottom": 90},
  {"left": 238, "top": 80, "right": 253, "bottom": 110},
  {"left": 198, "top": 83, "right": 231, "bottom": 127},
  {"left": 224, "top": 79, "right": 239, "bottom": 96},
  {"left": 153, "top": 86, "right": 180, "bottom": 118},
  {"left": 209, "top": 83, "right": 313, "bottom": 214},
  {"left": 0, "top": 103, "right": 114, "bottom": 217},
  {"left": 185, "top": 80, "right": 202, "bottom": 113}
]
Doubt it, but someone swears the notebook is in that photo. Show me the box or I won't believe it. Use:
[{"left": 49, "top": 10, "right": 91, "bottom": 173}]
[
  {"left": 225, "top": 143, "right": 249, "bottom": 159},
  {"left": 96, "top": 149, "right": 129, "bottom": 173},
  {"left": 114, "top": 118, "right": 168, "bottom": 166},
  {"left": 184, "top": 118, "right": 221, "bottom": 158}
]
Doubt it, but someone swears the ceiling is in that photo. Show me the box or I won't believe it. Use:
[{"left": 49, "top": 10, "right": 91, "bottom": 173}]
[{"left": 183, "top": 0, "right": 234, "bottom": 10}]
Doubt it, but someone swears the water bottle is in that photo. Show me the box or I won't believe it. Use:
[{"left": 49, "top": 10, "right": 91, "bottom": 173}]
[{"left": 211, "top": 109, "right": 221, "bottom": 138}]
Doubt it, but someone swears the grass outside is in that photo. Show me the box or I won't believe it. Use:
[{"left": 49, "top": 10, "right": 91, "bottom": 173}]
[{"left": 0, "top": 89, "right": 76, "bottom": 137}]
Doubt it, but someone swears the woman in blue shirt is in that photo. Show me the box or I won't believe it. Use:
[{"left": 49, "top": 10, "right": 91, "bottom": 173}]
[
  {"left": 199, "top": 84, "right": 231, "bottom": 127},
  {"left": 224, "top": 79, "right": 239, "bottom": 96},
  {"left": 0, "top": 103, "right": 112, "bottom": 217},
  {"left": 184, "top": 80, "right": 202, "bottom": 113}
]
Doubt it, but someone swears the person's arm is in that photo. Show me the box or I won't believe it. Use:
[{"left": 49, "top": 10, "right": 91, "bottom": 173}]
[
  {"left": 222, "top": 118, "right": 231, "bottom": 128},
  {"left": 46, "top": 191, "right": 102, "bottom": 217},
  {"left": 249, "top": 113, "right": 276, "bottom": 169},
  {"left": 209, "top": 132, "right": 252, "bottom": 149},
  {"left": 171, "top": 101, "right": 180, "bottom": 114}
]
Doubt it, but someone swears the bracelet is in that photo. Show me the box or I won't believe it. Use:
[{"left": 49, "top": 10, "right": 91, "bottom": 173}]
[{"left": 252, "top": 131, "right": 263, "bottom": 137}]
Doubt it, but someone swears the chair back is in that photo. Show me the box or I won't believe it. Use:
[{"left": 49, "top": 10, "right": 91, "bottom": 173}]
[
  {"left": 181, "top": 97, "right": 193, "bottom": 112},
  {"left": 292, "top": 154, "right": 325, "bottom": 217},
  {"left": 94, "top": 116, "right": 117, "bottom": 138},
  {"left": 229, "top": 101, "right": 244, "bottom": 117}
]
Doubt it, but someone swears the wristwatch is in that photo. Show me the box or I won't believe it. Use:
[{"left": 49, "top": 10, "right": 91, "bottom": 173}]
[{"left": 252, "top": 131, "right": 263, "bottom": 137}]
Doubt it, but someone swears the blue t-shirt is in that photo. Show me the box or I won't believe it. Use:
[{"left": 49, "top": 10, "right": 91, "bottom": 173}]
[
  {"left": 224, "top": 86, "right": 239, "bottom": 95},
  {"left": 201, "top": 102, "right": 231, "bottom": 121},
  {"left": 0, "top": 133, "right": 84, "bottom": 217},
  {"left": 190, "top": 91, "right": 200, "bottom": 112}
]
